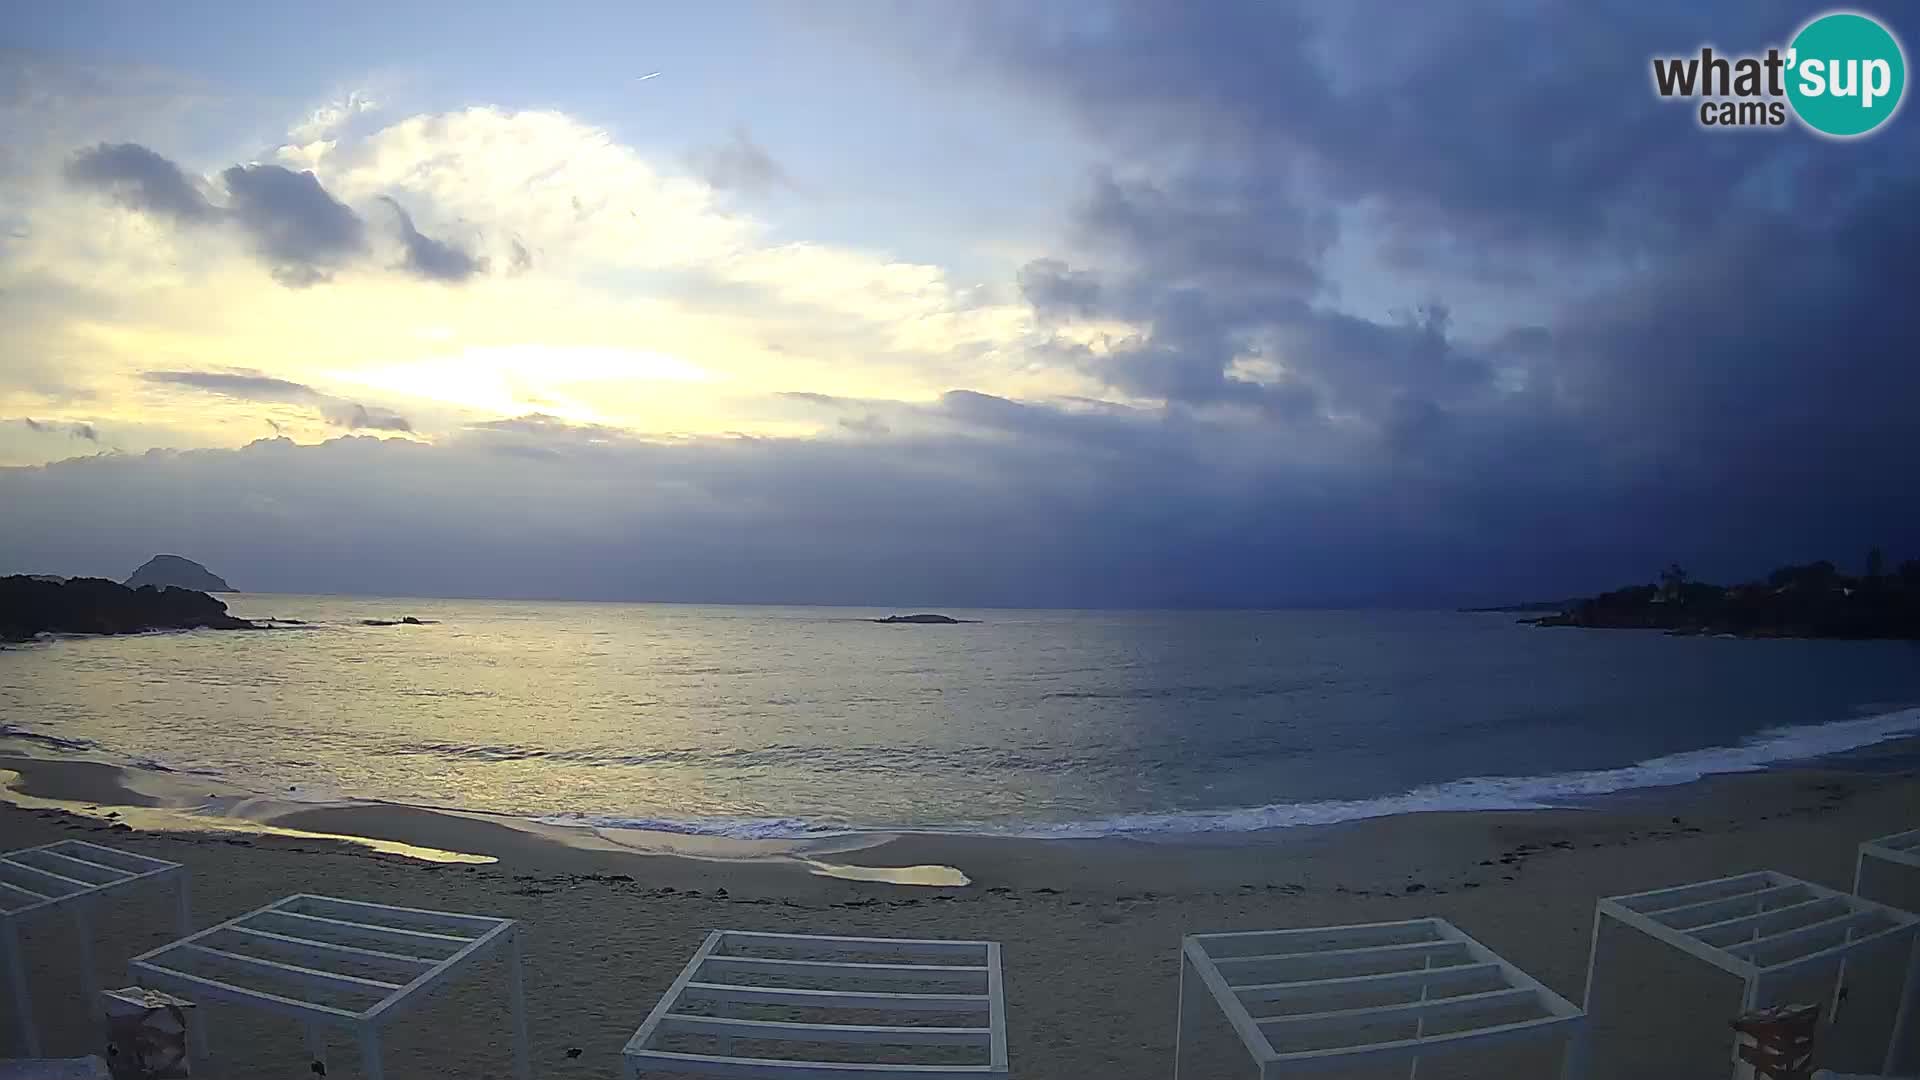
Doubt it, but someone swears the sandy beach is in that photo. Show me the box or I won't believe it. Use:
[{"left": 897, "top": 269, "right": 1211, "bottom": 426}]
[{"left": 4, "top": 751, "right": 1919, "bottom": 1079}]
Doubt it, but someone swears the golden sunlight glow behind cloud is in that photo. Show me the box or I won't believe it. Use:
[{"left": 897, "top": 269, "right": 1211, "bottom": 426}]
[
  {"left": 335, "top": 345, "right": 716, "bottom": 424},
  {"left": 1, "top": 88, "right": 1125, "bottom": 461}
]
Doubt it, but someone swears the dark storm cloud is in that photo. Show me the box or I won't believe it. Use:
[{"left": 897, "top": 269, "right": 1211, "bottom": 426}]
[
  {"left": 1077, "top": 170, "right": 1329, "bottom": 297},
  {"left": 837, "top": 414, "right": 890, "bottom": 436},
  {"left": 219, "top": 163, "right": 367, "bottom": 286},
  {"left": 691, "top": 129, "right": 794, "bottom": 196},
  {"left": 951, "top": 0, "right": 1920, "bottom": 593},
  {"left": 0, "top": 407, "right": 1382, "bottom": 606},
  {"left": 64, "top": 143, "right": 216, "bottom": 223},
  {"left": 328, "top": 403, "right": 414, "bottom": 433},
  {"left": 142, "top": 370, "right": 412, "bottom": 432},
  {"left": 466, "top": 414, "right": 632, "bottom": 445},
  {"left": 64, "top": 143, "right": 495, "bottom": 288},
  {"left": 1016, "top": 258, "right": 1100, "bottom": 319},
  {"left": 15, "top": 417, "right": 98, "bottom": 441},
  {"left": 379, "top": 196, "right": 486, "bottom": 283},
  {"left": 143, "top": 371, "right": 318, "bottom": 398},
  {"left": 966, "top": 1, "right": 1904, "bottom": 260}
]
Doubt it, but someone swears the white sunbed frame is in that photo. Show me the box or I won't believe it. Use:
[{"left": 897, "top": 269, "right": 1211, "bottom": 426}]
[
  {"left": 1586, "top": 870, "right": 1920, "bottom": 1076},
  {"left": 1855, "top": 828, "right": 1920, "bottom": 895},
  {"left": 1851, "top": 829, "right": 1920, "bottom": 1075},
  {"left": 129, "top": 893, "right": 529, "bottom": 1080},
  {"left": 0, "top": 838, "right": 189, "bottom": 1057},
  {"left": 1176, "top": 918, "right": 1588, "bottom": 1078},
  {"left": 623, "top": 929, "right": 1009, "bottom": 1078}
]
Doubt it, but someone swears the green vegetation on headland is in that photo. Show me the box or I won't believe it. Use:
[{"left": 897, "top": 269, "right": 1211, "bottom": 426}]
[
  {"left": 1522, "top": 553, "right": 1920, "bottom": 639},
  {"left": 0, "top": 576, "right": 257, "bottom": 642}
]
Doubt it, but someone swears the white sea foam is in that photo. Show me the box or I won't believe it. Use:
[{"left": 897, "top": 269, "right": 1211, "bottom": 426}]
[
  {"left": 10, "top": 706, "right": 1920, "bottom": 843},
  {"left": 535, "top": 706, "right": 1920, "bottom": 840},
  {"left": 532, "top": 812, "right": 852, "bottom": 840}
]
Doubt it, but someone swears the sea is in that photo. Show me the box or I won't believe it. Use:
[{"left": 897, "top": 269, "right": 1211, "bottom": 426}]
[{"left": 4, "top": 595, "right": 1920, "bottom": 840}]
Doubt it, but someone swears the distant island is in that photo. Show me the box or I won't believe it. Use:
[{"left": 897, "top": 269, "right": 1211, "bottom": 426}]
[
  {"left": 1521, "top": 554, "right": 1920, "bottom": 639},
  {"left": 871, "top": 613, "right": 976, "bottom": 624},
  {"left": 125, "top": 554, "right": 235, "bottom": 592},
  {"left": 1, "top": 576, "right": 257, "bottom": 641}
]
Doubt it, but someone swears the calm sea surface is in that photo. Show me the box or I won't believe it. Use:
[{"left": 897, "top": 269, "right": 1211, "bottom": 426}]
[{"left": 5, "top": 596, "right": 1920, "bottom": 837}]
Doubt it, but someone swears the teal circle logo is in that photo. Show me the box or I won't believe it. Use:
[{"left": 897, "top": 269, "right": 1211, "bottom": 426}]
[{"left": 1787, "top": 11, "right": 1906, "bottom": 137}]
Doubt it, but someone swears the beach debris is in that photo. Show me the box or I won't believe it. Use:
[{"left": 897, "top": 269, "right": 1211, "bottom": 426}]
[
  {"left": 1729, "top": 1002, "right": 1818, "bottom": 1079},
  {"left": 102, "top": 986, "right": 194, "bottom": 1080}
]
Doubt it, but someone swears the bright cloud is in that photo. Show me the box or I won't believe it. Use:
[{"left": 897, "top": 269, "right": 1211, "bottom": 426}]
[{"left": 1, "top": 91, "right": 1069, "bottom": 463}]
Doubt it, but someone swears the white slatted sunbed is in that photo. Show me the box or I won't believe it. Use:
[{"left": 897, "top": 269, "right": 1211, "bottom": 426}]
[
  {"left": 1852, "top": 829, "right": 1920, "bottom": 1075},
  {"left": 129, "top": 893, "right": 529, "bottom": 1080},
  {"left": 1587, "top": 870, "right": 1920, "bottom": 1076},
  {"left": 623, "top": 929, "right": 1008, "bottom": 1078},
  {"left": 1856, "top": 828, "right": 1920, "bottom": 898},
  {"left": 1176, "top": 918, "right": 1587, "bottom": 1078},
  {"left": 0, "top": 839, "right": 189, "bottom": 1057}
]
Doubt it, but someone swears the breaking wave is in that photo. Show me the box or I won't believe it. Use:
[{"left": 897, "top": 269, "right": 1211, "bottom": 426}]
[{"left": 532, "top": 707, "right": 1920, "bottom": 840}]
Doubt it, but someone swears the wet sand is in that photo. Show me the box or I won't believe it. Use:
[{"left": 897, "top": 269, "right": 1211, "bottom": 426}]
[{"left": 3, "top": 752, "right": 1919, "bottom": 1078}]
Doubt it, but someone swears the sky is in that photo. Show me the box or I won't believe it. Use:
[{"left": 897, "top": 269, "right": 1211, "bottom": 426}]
[{"left": 2, "top": 2, "right": 1917, "bottom": 607}]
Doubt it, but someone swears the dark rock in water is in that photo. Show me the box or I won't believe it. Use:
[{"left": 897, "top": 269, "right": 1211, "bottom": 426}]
[
  {"left": 0, "top": 575, "right": 257, "bottom": 641},
  {"left": 125, "top": 554, "right": 235, "bottom": 592},
  {"left": 361, "top": 616, "right": 431, "bottom": 627},
  {"left": 871, "top": 613, "right": 974, "bottom": 624},
  {"left": 400, "top": 616, "right": 424, "bottom": 625}
]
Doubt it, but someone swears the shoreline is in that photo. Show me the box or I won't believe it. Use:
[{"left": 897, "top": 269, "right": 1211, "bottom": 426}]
[
  {"left": 6, "top": 753, "right": 1920, "bottom": 1076},
  {"left": 7, "top": 737, "right": 1920, "bottom": 893},
  {"left": 5, "top": 702, "right": 1917, "bottom": 846}
]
